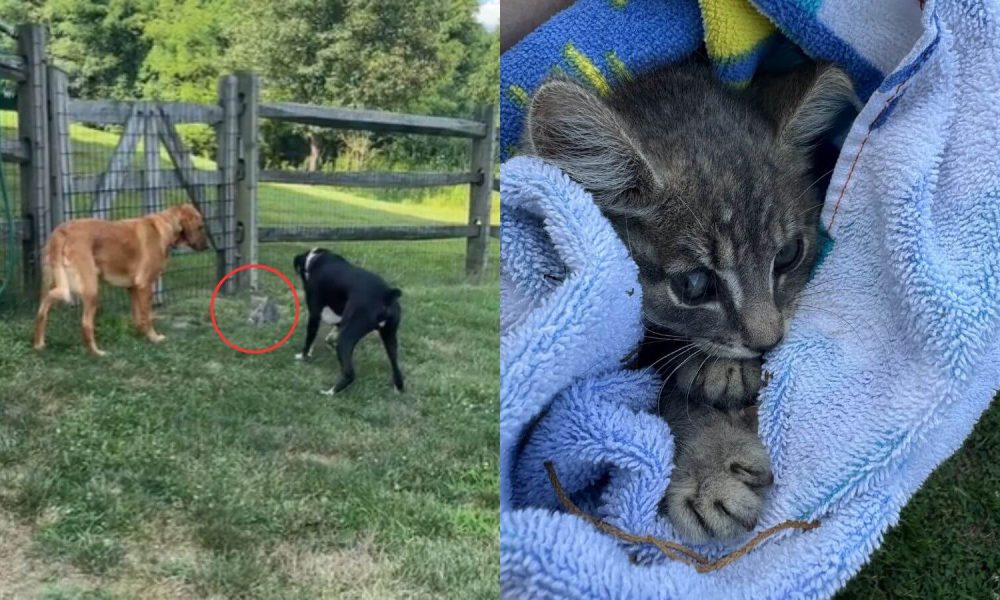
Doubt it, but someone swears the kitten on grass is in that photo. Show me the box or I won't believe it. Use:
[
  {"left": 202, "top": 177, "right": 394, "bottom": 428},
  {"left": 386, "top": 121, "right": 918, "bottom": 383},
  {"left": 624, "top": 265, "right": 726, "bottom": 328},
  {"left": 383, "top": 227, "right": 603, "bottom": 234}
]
[
  {"left": 525, "top": 60, "right": 855, "bottom": 543},
  {"left": 247, "top": 294, "right": 280, "bottom": 325}
]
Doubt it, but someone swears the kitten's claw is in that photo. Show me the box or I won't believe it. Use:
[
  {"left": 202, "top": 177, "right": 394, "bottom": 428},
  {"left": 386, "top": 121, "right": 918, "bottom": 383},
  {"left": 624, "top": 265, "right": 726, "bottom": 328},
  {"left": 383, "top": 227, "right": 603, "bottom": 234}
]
[
  {"left": 660, "top": 409, "right": 773, "bottom": 543},
  {"left": 677, "top": 356, "right": 762, "bottom": 408}
]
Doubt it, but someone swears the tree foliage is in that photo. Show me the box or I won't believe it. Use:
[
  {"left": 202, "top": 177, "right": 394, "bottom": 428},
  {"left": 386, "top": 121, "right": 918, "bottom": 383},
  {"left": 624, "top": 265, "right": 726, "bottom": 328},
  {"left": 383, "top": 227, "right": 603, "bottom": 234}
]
[{"left": 0, "top": 0, "right": 499, "bottom": 170}]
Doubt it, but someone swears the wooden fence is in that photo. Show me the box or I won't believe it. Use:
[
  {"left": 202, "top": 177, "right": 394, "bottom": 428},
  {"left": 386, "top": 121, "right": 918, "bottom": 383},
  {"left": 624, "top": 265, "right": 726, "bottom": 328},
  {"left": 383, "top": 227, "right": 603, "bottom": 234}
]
[{"left": 0, "top": 24, "right": 498, "bottom": 306}]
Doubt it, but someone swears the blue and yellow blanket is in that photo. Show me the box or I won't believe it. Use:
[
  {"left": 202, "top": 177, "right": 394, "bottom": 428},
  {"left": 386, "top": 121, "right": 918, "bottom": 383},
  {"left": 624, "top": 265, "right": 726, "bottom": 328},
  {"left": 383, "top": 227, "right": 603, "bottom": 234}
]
[{"left": 500, "top": 0, "right": 908, "bottom": 162}]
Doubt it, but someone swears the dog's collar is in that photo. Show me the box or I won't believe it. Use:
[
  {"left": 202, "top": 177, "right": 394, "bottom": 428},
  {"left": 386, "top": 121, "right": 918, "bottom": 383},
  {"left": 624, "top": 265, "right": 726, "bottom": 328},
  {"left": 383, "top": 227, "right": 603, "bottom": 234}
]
[{"left": 303, "top": 247, "right": 321, "bottom": 280}]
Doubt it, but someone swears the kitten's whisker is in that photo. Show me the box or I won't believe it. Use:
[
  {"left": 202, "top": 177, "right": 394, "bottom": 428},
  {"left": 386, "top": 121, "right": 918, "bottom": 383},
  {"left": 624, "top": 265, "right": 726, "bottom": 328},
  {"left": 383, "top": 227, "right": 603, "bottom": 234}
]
[
  {"left": 624, "top": 217, "right": 638, "bottom": 264},
  {"left": 800, "top": 274, "right": 871, "bottom": 292},
  {"left": 792, "top": 167, "right": 837, "bottom": 204},
  {"left": 796, "top": 287, "right": 870, "bottom": 299},
  {"left": 640, "top": 324, "right": 687, "bottom": 338},
  {"left": 642, "top": 312, "right": 679, "bottom": 333},
  {"left": 646, "top": 344, "right": 698, "bottom": 373},
  {"left": 643, "top": 331, "right": 692, "bottom": 342},
  {"left": 675, "top": 196, "right": 710, "bottom": 234},
  {"left": 683, "top": 353, "right": 714, "bottom": 420},
  {"left": 790, "top": 202, "right": 825, "bottom": 221},
  {"left": 655, "top": 348, "right": 703, "bottom": 415}
]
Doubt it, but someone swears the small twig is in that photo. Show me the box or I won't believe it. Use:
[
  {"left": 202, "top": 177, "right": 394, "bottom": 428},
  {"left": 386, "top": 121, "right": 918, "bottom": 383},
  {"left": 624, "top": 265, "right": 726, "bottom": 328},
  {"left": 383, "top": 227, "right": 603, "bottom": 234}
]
[{"left": 544, "top": 461, "right": 820, "bottom": 573}]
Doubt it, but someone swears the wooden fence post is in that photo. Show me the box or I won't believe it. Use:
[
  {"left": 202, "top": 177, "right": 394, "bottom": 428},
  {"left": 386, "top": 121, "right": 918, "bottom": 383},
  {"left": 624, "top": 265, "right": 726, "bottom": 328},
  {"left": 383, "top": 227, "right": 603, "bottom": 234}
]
[
  {"left": 216, "top": 75, "right": 239, "bottom": 293},
  {"left": 235, "top": 71, "right": 259, "bottom": 291},
  {"left": 47, "top": 66, "right": 72, "bottom": 229},
  {"left": 465, "top": 104, "right": 496, "bottom": 280},
  {"left": 16, "top": 24, "right": 49, "bottom": 296},
  {"left": 142, "top": 103, "right": 165, "bottom": 304}
]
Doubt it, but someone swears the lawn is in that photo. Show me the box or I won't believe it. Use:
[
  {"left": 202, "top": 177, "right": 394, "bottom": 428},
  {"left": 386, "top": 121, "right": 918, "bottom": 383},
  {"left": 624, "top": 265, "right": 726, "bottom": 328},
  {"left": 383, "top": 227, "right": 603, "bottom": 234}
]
[
  {"left": 0, "top": 97, "right": 501, "bottom": 597},
  {"left": 0, "top": 239, "right": 499, "bottom": 599}
]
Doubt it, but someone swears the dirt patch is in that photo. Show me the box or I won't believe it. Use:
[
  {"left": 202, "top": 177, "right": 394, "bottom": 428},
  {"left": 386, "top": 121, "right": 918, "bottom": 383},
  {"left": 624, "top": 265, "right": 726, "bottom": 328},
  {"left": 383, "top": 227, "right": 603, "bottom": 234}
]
[
  {"left": 0, "top": 510, "right": 208, "bottom": 599},
  {"left": 421, "top": 337, "right": 462, "bottom": 360},
  {"left": 0, "top": 511, "right": 96, "bottom": 599},
  {"left": 109, "top": 516, "right": 207, "bottom": 599},
  {"left": 270, "top": 533, "right": 429, "bottom": 599},
  {"left": 285, "top": 450, "right": 346, "bottom": 467}
]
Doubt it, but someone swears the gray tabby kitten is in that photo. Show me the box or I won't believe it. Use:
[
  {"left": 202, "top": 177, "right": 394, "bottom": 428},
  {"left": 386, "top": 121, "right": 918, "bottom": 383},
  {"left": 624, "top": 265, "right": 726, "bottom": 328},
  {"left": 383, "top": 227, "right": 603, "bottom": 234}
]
[
  {"left": 247, "top": 294, "right": 280, "bottom": 325},
  {"left": 524, "top": 61, "right": 855, "bottom": 542}
]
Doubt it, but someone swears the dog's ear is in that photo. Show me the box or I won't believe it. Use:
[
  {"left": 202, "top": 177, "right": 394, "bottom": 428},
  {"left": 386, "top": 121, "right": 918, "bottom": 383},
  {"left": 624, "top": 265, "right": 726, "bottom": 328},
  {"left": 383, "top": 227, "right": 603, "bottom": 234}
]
[{"left": 384, "top": 288, "right": 402, "bottom": 304}]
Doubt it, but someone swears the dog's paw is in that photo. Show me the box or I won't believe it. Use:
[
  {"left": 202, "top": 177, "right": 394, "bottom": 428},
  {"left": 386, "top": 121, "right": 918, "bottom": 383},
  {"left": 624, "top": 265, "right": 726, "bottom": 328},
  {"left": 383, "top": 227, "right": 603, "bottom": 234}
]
[
  {"left": 295, "top": 352, "right": 305, "bottom": 360},
  {"left": 319, "top": 386, "right": 336, "bottom": 396},
  {"left": 33, "top": 342, "right": 45, "bottom": 351},
  {"left": 660, "top": 411, "right": 773, "bottom": 543},
  {"left": 676, "top": 356, "right": 762, "bottom": 408},
  {"left": 148, "top": 333, "right": 166, "bottom": 344}
]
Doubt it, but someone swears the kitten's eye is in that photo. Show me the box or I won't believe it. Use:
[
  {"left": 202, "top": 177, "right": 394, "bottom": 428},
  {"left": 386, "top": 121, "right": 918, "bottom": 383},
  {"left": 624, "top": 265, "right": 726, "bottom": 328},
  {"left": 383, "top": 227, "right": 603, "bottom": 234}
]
[
  {"left": 774, "top": 239, "right": 803, "bottom": 274},
  {"left": 670, "top": 269, "right": 715, "bottom": 304}
]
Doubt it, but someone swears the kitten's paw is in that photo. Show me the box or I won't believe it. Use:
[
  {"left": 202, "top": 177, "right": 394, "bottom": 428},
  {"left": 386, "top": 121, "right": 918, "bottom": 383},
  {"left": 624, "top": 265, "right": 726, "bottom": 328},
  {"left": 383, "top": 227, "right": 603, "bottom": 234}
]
[
  {"left": 660, "top": 412, "right": 773, "bottom": 543},
  {"left": 677, "top": 356, "right": 762, "bottom": 407}
]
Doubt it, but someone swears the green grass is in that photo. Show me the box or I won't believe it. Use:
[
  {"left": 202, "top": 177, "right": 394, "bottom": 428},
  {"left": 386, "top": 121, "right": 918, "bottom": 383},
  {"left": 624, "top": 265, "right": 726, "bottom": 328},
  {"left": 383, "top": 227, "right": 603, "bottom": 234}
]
[{"left": 0, "top": 240, "right": 499, "bottom": 598}]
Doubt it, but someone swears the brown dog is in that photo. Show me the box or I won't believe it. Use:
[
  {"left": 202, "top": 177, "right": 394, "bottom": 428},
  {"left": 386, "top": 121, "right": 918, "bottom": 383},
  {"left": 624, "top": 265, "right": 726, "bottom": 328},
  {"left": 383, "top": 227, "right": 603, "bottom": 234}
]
[{"left": 33, "top": 203, "right": 209, "bottom": 355}]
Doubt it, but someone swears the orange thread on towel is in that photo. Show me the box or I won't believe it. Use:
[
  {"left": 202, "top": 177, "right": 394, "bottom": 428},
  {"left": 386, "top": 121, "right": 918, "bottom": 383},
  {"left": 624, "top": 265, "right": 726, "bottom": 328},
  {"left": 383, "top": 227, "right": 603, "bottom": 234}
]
[
  {"left": 544, "top": 461, "right": 820, "bottom": 573},
  {"left": 827, "top": 82, "right": 906, "bottom": 231}
]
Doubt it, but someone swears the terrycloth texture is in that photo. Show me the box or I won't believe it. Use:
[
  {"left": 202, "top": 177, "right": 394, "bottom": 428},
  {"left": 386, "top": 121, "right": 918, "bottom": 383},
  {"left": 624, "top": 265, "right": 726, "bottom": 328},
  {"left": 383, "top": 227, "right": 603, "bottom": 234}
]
[{"left": 500, "top": 0, "right": 1000, "bottom": 598}]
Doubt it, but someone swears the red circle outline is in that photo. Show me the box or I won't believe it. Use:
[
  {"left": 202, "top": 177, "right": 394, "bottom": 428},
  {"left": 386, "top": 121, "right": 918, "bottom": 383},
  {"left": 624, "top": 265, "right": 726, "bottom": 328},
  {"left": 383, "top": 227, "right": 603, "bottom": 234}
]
[{"left": 210, "top": 264, "right": 301, "bottom": 354}]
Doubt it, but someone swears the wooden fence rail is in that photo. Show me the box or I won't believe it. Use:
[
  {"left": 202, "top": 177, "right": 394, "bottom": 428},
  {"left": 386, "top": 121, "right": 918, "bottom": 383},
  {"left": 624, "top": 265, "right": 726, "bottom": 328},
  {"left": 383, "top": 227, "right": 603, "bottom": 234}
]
[
  {"left": 260, "top": 170, "right": 480, "bottom": 188},
  {"left": 0, "top": 54, "right": 25, "bottom": 82},
  {"left": 259, "top": 102, "right": 486, "bottom": 138},
  {"left": 259, "top": 225, "right": 478, "bottom": 243},
  {"left": 68, "top": 100, "right": 223, "bottom": 125}
]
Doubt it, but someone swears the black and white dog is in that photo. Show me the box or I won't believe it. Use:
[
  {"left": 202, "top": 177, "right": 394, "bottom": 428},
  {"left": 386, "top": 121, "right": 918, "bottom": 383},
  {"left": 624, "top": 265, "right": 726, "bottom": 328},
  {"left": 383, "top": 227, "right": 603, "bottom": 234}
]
[{"left": 293, "top": 248, "right": 404, "bottom": 395}]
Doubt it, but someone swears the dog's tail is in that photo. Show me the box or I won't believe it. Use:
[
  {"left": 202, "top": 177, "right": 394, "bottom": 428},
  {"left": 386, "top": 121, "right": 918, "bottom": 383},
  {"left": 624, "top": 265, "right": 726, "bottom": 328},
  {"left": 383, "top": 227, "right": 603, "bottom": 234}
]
[
  {"left": 41, "top": 230, "right": 73, "bottom": 303},
  {"left": 384, "top": 288, "right": 402, "bottom": 305}
]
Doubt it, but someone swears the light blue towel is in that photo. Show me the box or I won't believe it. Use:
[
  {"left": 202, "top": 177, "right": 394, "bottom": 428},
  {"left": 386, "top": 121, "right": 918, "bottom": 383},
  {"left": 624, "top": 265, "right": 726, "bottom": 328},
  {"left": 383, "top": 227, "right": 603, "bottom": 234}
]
[{"left": 500, "top": 1, "right": 1000, "bottom": 597}]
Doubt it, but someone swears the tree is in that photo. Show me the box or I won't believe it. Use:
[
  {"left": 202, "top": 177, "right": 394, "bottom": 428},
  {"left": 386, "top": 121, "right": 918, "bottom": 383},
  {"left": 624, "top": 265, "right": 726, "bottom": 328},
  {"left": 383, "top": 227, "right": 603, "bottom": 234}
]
[
  {"left": 21, "top": 0, "right": 152, "bottom": 99},
  {"left": 226, "top": 0, "right": 486, "bottom": 172},
  {"left": 140, "top": 0, "right": 232, "bottom": 104}
]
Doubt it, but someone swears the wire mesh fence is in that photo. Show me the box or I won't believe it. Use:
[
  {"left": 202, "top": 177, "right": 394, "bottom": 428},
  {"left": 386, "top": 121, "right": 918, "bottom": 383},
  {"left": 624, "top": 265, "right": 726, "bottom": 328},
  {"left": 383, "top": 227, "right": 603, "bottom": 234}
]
[
  {"left": 0, "top": 31, "right": 23, "bottom": 313},
  {"left": 58, "top": 108, "right": 237, "bottom": 310}
]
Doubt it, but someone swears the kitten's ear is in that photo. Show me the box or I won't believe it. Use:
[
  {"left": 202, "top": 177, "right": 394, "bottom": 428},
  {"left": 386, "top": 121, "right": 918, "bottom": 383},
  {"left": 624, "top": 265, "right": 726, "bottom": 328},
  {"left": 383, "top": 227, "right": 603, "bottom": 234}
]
[
  {"left": 749, "top": 63, "right": 858, "bottom": 149},
  {"left": 526, "top": 77, "right": 658, "bottom": 217}
]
